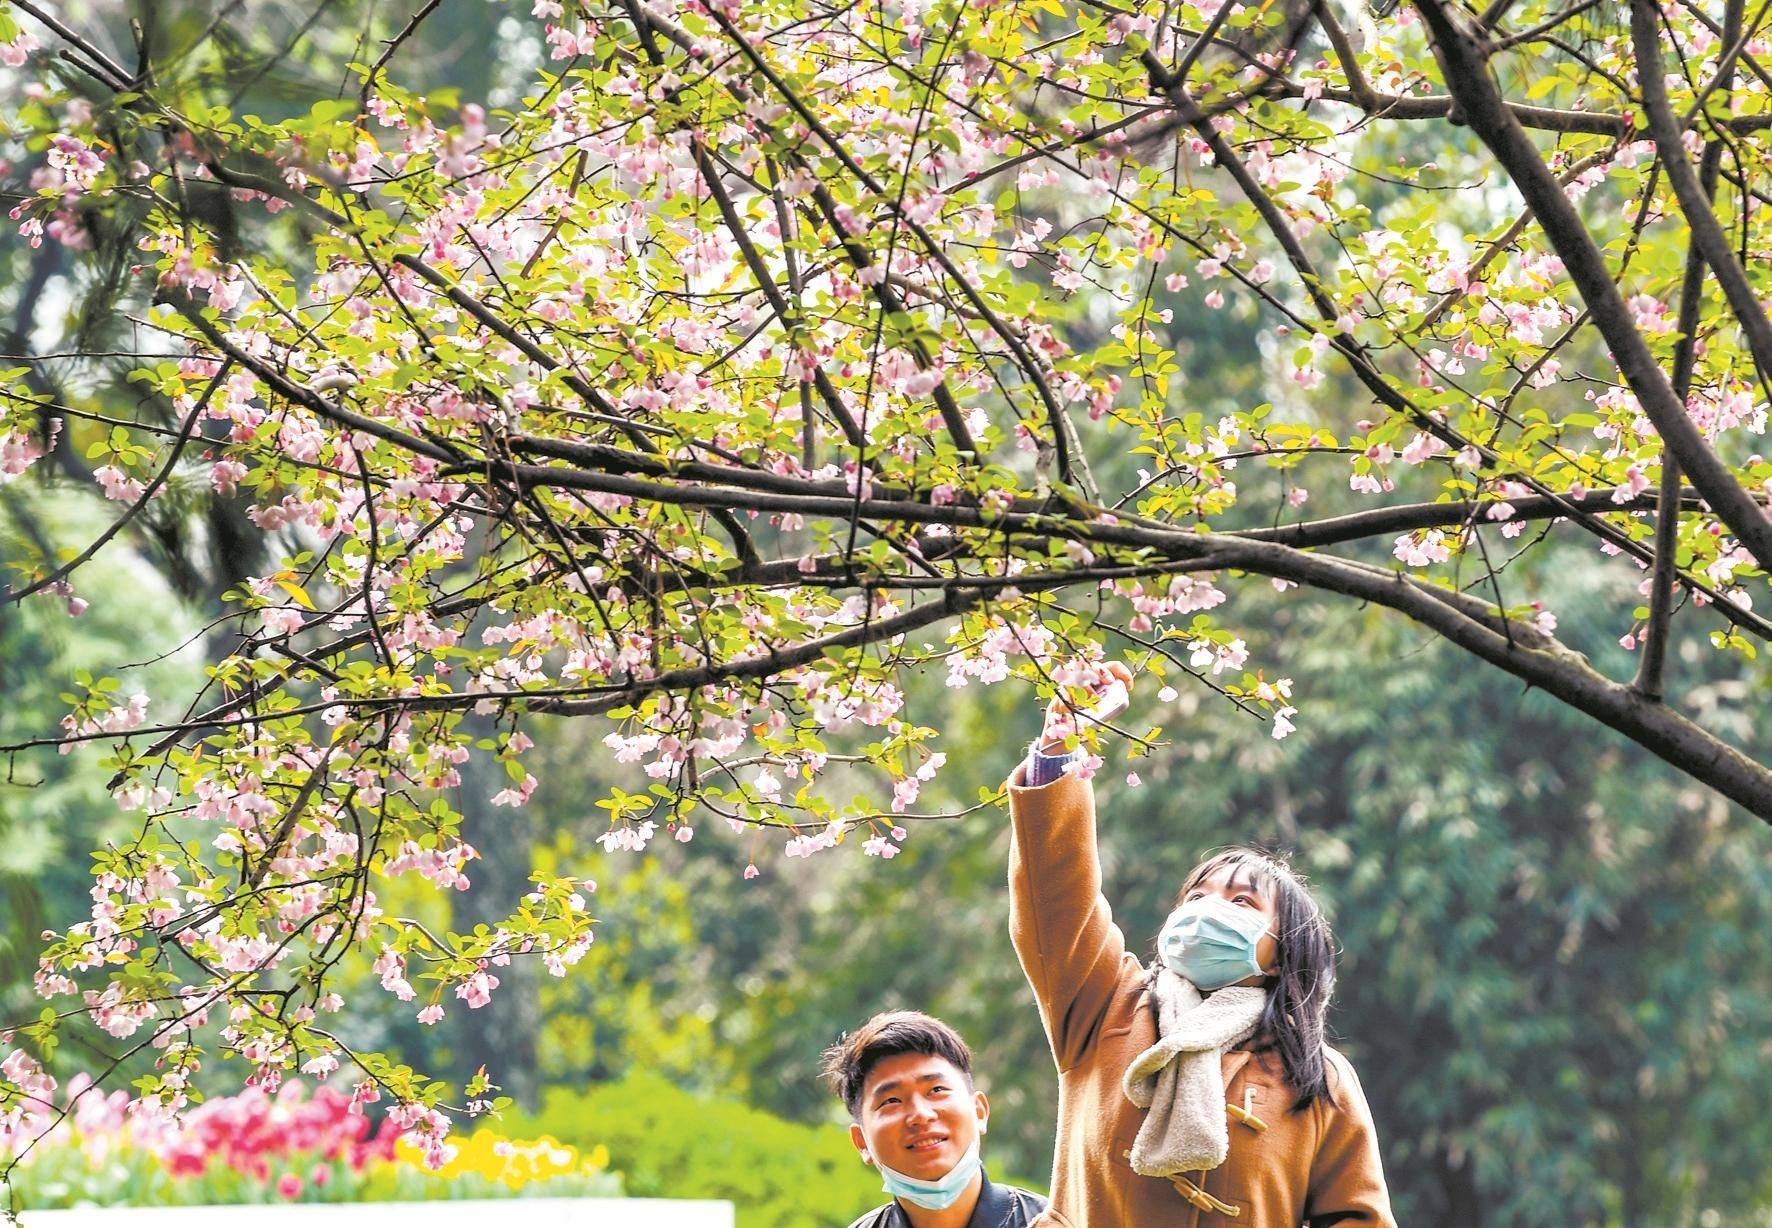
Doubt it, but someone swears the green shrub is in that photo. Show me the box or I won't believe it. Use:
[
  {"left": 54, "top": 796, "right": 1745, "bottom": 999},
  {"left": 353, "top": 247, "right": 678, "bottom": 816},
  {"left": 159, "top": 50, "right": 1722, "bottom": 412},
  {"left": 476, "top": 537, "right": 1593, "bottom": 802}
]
[{"left": 509, "top": 1073, "right": 881, "bottom": 1228}]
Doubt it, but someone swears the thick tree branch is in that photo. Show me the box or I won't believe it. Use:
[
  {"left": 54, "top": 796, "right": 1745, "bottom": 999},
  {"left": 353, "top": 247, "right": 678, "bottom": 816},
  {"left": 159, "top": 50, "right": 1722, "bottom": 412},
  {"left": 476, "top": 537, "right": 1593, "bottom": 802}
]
[
  {"left": 492, "top": 450, "right": 1772, "bottom": 643},
  {"left": 1131, "top": 73, "right": 1699, "bottom": 593},
  {"left": 1636, "top": 0, "right": 1742, "bottom": 702},
  {"left": 1632, "top": 0, "right": 1772, "bottom": 391},
  {"left": 1419, "top": 0, "right": 1772, "bottom": 568},
  {"left": 1206, "top": 538, "right": 1772, "bottom": 823},
  {"left": 1264, "top": 77, "right": 1772, "bottom": 137}
]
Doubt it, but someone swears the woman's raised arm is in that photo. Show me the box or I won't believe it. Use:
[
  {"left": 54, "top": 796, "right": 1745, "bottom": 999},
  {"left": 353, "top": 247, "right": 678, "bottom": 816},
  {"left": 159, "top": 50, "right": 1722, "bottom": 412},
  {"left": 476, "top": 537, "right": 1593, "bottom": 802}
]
[{"left": 1006, "top": 663, "right": 1139, "bottom": 1072}]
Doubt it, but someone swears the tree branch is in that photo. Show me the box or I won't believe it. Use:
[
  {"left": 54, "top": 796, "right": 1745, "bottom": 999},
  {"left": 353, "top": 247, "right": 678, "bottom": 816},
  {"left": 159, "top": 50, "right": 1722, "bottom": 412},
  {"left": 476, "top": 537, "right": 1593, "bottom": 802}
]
[
  {"left": 10, "top": 0, "right": 133, "bottom": 88},
  {"left": 1418, "top": 0, "right": 1772, "bottom": 568},
  {"left": 1632, "top": 0, "right": 1772, "bottom": 393},
  {"left": 166, "top": 296, "right": 461, "bottom": 463},
  {"left": 5, "top": 363, "right": 232, "bottom": 604},
  {"left": 1207, "top": 538, "right": 1772, "bottom": 823},
  {"left": 359, "top": 0, "right": 442, "bottom": 111},
  {"left": 688, "top": 140, "right": 868, "bottom": 450},
  {"left": 1635, "top": 0, "right": 1744, "bottom": 701},
  {"left": 1262, "top": 77, "right": 1772, "bottom": 137},
  {"left": 705, "top": 9, "right": 1089, "bottom": 484},
  {"left": 536, "top": 586, "right": 982, "bottom": 716}
]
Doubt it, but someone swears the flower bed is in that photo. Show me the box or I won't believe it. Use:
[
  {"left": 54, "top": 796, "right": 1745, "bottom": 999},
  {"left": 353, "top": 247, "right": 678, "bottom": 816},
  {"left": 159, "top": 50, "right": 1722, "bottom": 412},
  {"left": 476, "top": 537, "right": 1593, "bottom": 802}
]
[{"left": 3, "top": 1075, "right": 619, "bottom": 1207}]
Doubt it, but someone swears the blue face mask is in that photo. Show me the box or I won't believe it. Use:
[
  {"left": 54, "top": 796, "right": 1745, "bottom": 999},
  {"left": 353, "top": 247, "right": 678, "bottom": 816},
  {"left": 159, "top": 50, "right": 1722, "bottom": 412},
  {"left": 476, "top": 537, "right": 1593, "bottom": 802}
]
[
  {"left": 875, "top": 1136, "right": 981, "bottom": 1211},
  {"left": 1158, "top": 895, "right": 1277, "bottom": 991}
]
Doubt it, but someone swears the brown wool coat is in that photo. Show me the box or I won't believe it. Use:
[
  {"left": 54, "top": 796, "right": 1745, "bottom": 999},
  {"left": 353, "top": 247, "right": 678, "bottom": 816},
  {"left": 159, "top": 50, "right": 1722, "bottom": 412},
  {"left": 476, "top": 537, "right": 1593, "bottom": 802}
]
[{"left": 1008, "top": 768, "right": 1397, "bottom": 1228}]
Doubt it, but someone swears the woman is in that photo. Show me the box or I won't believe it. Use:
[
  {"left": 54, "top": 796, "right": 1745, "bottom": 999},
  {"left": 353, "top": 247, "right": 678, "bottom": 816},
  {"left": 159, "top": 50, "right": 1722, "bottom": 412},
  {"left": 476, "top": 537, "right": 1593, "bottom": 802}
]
[{"left": 1008, "top": 662, "right": 1395, "bottom": 1226}]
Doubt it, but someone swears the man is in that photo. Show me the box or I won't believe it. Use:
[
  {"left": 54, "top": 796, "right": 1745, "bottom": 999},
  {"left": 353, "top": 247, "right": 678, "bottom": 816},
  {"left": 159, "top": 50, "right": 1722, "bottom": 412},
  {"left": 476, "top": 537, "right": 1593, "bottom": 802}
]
[{"left": 822, "top": 1010, "right": 1047, "bottom": 1228}]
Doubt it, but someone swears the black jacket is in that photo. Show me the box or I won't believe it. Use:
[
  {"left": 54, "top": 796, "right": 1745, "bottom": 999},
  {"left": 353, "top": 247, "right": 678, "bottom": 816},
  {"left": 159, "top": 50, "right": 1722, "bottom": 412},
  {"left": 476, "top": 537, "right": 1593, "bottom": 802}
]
[{"left": 843, "top": 1172, "right": 1046, "bottom": 1228}]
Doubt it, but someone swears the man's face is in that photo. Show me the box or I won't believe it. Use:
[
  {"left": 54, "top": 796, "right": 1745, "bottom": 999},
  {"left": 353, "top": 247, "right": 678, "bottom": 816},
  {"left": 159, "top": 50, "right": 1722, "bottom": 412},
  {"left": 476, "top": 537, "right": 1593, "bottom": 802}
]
[{"left": 849, "top": 1051, "right": 989, "bottom": 1182}]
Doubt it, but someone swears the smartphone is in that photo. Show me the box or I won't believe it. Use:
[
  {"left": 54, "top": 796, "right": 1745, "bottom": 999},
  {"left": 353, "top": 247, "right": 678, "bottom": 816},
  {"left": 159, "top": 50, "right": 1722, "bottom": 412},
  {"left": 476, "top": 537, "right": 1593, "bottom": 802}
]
[{"left": 1083, "top": 678, "right": 1129, "bottom": 727}]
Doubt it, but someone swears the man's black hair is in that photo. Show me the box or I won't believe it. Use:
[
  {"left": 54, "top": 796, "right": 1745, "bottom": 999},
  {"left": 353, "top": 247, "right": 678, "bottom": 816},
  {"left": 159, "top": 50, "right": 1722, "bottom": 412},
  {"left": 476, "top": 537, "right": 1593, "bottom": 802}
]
[{"left": 820, "top": 1009, "right": 974, "bottom": 1119}]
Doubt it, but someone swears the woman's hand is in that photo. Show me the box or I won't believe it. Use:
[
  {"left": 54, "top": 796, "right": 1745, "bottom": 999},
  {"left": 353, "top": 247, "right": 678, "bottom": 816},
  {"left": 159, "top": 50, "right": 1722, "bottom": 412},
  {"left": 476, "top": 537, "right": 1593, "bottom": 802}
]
[{"left": 1036, "top": 661, "right": 1134, "bottom": 755}]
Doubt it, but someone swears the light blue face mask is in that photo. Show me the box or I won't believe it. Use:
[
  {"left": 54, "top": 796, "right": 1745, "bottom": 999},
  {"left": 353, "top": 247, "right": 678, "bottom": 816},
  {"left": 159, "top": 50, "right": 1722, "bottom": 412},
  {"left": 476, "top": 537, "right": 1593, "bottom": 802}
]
[
  {"left": 1158, "top": 894, "right": 1277, "bottom": 991},
  {"left": 875, "top": 1136, "right": 981, "bottom": 1211}
]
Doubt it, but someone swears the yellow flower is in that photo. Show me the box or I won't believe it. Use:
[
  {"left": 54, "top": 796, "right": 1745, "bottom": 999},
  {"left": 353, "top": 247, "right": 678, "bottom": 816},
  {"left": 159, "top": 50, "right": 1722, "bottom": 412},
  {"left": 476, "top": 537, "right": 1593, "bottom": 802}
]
[{"left": 393, "top": 1129, "right": 605, "bottom": 1190}]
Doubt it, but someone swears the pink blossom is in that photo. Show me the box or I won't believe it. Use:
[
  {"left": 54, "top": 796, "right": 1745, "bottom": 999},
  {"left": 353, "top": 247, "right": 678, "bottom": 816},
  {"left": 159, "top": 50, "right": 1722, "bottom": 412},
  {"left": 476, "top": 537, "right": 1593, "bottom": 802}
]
[
  {"left": 211, "top": 459, "right": 248, "bottom": 496},
  {"left": 260, "top": 606, "right": 304, "bottom": 637},
  {"left": 596, "top": 820, "right": 658, "bottom": 853},
  {"left": 454, "top": 969, "right": 500, "bottom": 1009},
  {"left": 490, "top": 773, "right": 538, "bottom": 806},
  {"left": 93, "top": 465, "right": 145, "bottom": 503},
  {"left": 1, "top": 429, "right": 44, "bottom": 479},
  {"left": 1627, "top": 293, "right": 1673, "bottom": 334},
  {"left": 61, "top": 692, "right": 150, "bottom": 744},
  {"left": 1067, "top": 753, "right": 1104, "bottom": 782},
  {"left": 1, "top": 29, "right": 40, "bottom": 66},
  {"left": 891, "top": 776, "right": 921, "bottom": 812},
  {"left": 1399, "top": 431, "right": 1446, "bottom": 466},
  {"left": 1394, "top": 529, "right": 1453, "bottom": 567},
  {"left": 1613, "top": 465, "right": 1651, "bottom": 501},
  {"left": 1188, "top": 637, "right": 1248, "bottom": 675},
  {"left": 373, "top": 948, "right": 416, "bottom": 1002}
]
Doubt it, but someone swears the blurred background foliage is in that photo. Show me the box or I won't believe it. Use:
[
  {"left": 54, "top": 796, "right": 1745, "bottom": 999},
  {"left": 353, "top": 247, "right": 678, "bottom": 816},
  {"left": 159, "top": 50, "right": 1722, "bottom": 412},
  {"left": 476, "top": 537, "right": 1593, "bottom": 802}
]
[{"left": 2, "top": 3, "right": 1770, "bottom": 1227}]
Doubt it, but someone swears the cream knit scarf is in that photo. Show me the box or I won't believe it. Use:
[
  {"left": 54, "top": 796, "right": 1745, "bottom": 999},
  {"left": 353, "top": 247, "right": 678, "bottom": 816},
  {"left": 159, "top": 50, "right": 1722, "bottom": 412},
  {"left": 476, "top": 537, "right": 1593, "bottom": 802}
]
[{"left": 1120, "top": 967, "right": 1268, "bottom": 1177}]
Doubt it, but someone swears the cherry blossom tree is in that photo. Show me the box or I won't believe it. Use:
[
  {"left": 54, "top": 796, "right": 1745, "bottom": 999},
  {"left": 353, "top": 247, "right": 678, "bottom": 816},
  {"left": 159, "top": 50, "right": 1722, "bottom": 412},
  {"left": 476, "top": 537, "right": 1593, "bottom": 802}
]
[{"left": 6, "top": 0, "right": 1772, "bottom": 1184}]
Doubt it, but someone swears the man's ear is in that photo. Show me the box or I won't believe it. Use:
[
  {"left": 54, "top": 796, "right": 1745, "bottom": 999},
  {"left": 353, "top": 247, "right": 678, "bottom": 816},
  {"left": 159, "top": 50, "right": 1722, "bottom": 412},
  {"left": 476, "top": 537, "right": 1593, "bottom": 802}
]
[
  {"left": 849, "top": 1122, "right": 872, "bottom": 1165},
  {"left": 974, "top": 1089, "right": 990, "bottom": 1137}
]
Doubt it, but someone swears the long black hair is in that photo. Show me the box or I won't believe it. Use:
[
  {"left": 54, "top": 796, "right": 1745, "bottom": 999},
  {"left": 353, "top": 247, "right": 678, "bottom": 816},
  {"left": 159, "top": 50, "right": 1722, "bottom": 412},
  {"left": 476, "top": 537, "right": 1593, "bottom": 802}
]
[{"left": 1167, "top": 847, "right": 1337, "bottom": 1110}]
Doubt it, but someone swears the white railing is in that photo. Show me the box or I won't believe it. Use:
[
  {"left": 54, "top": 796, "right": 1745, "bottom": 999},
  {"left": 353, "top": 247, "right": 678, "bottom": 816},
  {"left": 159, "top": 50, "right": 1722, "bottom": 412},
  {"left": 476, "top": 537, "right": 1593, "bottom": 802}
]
[{"left": 21, "top": 1199, "right": 734, "bottom": 1228}]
